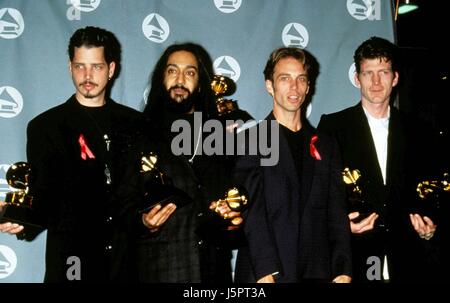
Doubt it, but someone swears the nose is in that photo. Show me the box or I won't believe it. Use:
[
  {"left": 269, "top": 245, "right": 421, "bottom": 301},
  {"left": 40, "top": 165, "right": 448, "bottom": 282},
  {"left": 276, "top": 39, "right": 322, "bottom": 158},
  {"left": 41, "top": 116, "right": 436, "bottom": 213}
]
[
  {"left": 176, "top": 72, "right": 185, "bottom": 85},
  {"left": 85, "top": 66, "right": 93, "bottom": 81},
  {"left": 86, "top": 74, "right": 91, "bottom": 81},
  {"left": 290, "top": 78, "right": 297, "bottom": 89},
  {"left": 372, "top": 73, "right": 380, "bottom": 85}
]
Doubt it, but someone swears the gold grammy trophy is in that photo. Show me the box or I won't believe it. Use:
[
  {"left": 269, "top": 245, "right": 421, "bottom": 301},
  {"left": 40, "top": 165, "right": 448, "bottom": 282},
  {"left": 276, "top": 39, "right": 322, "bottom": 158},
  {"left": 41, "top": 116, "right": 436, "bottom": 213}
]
[
  {"left": 416, "top": 172, "right": 449, "bottom": 221},
  {"left": 212, "top": 186, "right": 248, "bottom": 228},
  {"left": 211, "top": 75, "right": 239, "bottom": 116},
  {"left": 417, "top": 173, "right": 449, "bottom": 200},
  {"left": 0, "top": 162, "right": 40, "bottom": 228},
  {"left": 138, "top": 153, "right": 191, "bottom": 213},
  {"left": 342, "top": 167, "right": 370, "bottom": 220}
]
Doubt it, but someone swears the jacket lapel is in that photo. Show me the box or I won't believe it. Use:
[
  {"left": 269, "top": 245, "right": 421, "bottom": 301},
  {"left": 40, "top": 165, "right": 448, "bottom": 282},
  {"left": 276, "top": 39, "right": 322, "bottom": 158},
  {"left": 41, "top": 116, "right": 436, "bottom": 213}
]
[
  {"left": 385, "top": 107, "right": 404, "bottom": 187},
  {"left": 353, "top": 104, "right": 385, "bottom": 186},
  {"left": 265, "top": 112, "right": 315, "bottom": 218},
  {"left": 300, "top": 126, "right": 315, "bottom": 212}
]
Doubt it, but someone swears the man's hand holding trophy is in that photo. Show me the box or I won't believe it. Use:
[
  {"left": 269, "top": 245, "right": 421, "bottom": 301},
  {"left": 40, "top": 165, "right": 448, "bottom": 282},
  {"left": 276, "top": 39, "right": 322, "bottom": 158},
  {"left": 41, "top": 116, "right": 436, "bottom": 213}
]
[
  {"left": 209, "top": 186, "right": 248, "bottom": 230},
  {"left": 0, "top": 162, "right": 41, "bottom": 236},
  {"left": 342, "top": 167, "right": 365, "bottom": 217},
  {"left": 139, "top": 152, "right": 192, "bottom": 232},
  {"left": 342, "top": 167, "right": 379, "bottom": 234},
  {"left": 411, "top": 172, "right": 448, "bottom": 239}
]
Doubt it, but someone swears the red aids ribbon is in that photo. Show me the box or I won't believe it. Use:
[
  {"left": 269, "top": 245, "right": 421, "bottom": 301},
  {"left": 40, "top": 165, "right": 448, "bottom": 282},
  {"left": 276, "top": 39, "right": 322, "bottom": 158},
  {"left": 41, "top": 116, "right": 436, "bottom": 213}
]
[
  {"left": 78, "top": 134, "right": 95, "bottom": 160},
  {"left": 310, "top": 135, "right": 322, "bottom": 160}
]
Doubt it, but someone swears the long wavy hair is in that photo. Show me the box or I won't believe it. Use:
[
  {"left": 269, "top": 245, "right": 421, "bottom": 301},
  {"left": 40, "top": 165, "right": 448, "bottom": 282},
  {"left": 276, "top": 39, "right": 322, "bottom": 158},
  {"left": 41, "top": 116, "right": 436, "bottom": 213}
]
[{"left": 143, "top": 43, "right": 217, "bottom": 126}]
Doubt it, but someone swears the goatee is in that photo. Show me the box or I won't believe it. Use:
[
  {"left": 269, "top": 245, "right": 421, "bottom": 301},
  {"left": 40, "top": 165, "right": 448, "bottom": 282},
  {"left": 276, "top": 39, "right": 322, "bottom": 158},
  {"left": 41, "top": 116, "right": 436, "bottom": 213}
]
[{"left": 163, "top": 87, "right": 199, "bottom": 114}]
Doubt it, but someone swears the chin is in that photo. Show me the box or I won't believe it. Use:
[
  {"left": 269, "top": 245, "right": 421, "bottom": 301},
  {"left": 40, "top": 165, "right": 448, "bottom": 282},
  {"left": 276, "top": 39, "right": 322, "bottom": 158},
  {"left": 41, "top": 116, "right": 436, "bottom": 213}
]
[
  {"left": 83, "top": 91, "right": 102, "bottom": 99},
  {"left": 172, "top": 96, "right": 188, "bottom": 103}
]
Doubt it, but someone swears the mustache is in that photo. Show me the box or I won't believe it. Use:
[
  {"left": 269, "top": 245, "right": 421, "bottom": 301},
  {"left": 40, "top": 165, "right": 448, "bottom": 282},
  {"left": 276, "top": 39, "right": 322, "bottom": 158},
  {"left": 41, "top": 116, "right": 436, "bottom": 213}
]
[
  {"left": 169, "top": 84, "right": 189, "bottom": 94},
  {"left": 79, "top": 81, "right": 98, "bottom": 87}
]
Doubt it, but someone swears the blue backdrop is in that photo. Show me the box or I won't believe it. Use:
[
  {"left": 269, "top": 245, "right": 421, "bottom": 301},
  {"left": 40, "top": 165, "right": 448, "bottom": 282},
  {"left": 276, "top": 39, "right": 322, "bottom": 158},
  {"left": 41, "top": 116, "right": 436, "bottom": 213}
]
[{"left": 0, "top": 0, "right": 394, "bottom": 282}]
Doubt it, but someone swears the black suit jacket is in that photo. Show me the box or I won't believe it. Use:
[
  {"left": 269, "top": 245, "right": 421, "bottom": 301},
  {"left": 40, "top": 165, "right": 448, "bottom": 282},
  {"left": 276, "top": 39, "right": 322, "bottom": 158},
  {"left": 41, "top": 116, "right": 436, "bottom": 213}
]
[
  {"left": 318, "top": 103, "right": 442, "bottom": 282},
  {"left": 118, "top": 112, "right": 239, "bottom": 283},
  {"left": 26, "top": 95, "right": 143, "bottom": 282},
  {"left": 234, "top": 112, "right": 352, "bottom": 282}
]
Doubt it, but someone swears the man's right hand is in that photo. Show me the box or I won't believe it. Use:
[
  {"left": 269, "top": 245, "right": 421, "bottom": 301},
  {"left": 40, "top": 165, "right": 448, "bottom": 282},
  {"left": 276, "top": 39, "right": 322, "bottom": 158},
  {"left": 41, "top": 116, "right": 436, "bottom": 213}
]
[
  {"left": 142, "top": 203, "right": 177, "bottom": 233},
  {"left": 257, "top": 274, "right": 275, "bottom": 283},
  {"left": 209, "top": 200, "right": 243, "bottom": 230},
  {"left": 0, "top": 222, "right": 24, "bottom": 234},
  {"left": 348, "top": 212, "right": 378, "bottom": 234},
  {"left": 0, "top": 201, "right": 25, "bottom": 234}
]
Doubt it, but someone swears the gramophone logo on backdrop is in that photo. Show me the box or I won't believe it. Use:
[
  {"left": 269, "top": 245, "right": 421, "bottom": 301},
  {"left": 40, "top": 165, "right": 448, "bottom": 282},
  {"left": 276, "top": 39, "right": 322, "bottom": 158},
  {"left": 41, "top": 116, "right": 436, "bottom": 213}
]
[
  {"left": 0, "top": 164, "right": 11, "bottom": 200},
  {"left": 213, "top": 56, "right": 241, "bottom": 83},
  {"left": 69, "top": 0, "right": 101, "bottom": 12},
  {"left": 0, "top": 87, "right": 23, "bottom": 118},
  {"left": 0, "top": 245, "right": 17, "bottom": 279},
  {"left": 0, "top": 8, "right": 24, "bottom": 39},
  {"left": 282, "top": 23, "right": 309, "bottom": 49},
  {"left": 347, "top": 0, "right": 381, "bottom": 21},
  {"left": 66, "top": 0, "right": 101, "bottom": 21},
  {"left": 213, "top": 0, "right": 242, "bottom": 13},
  {"left": 348, "top": 63, "right": 358, "bottom": 88},
  {"left": 142, "top": 13, "right": 170, "bottom": 43}
]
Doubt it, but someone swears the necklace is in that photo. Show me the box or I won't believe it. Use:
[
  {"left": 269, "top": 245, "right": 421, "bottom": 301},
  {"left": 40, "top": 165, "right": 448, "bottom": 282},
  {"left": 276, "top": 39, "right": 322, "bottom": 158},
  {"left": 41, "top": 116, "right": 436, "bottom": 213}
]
[
  {"left": 188, "top": 125, "right": 202, "bottom": 163},
  {"left": 82, "top": 104, "right": 112, "bottom": 185}
]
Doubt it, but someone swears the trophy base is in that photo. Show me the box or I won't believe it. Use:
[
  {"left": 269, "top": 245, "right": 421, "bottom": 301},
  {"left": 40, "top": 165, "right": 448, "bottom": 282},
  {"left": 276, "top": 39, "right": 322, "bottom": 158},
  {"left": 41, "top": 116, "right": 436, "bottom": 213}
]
[
  {"left": 0, "top": 204, "right": 42, "bottom": 229},
  {"left": 349, "top": 211, "right": 371, "bottom": 223},
  {"left": 1, "top": 204, "right": 43, "bottom": 240},
  {"left": 138, "top": 185, "right": 193, "bottom": 214},
  {"left": 419, "top": 199, "right": 441, "bottom": 225},
  {"left": 195, "top": 212, "right": 246, "bottom": 248}
]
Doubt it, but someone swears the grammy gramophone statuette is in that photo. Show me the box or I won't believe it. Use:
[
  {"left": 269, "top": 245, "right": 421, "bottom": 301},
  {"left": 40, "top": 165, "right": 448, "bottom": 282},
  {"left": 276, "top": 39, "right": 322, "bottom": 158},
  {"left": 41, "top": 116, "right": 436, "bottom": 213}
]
[
  {"left": 138, "top": 153, "right": 191, "bottom": 213},
  {"left": 212, "top": 186, "right": 248, "bottom": 227},
  {"left": 211, "top": 75, "right": 239, "bottom": 116},
  {"left": 0, "top": 162, "right": 38, "bottom": 227},
  {"left": 342, "top": 167, "right": 370, "bottom": 220},
  {"left": 416, "top": 172, "right": 449, "bottom": 220},
  {"left": 417, "top": 173, "right": 449, "bottom": 200}
]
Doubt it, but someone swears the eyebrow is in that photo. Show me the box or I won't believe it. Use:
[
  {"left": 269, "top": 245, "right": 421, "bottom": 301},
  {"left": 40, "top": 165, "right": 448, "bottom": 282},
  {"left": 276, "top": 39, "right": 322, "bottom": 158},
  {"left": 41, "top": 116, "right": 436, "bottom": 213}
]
[
  {"left": 166, "top": 63, "right": 198, "bottom": 70},
  {"left": 72, "top": 62, "right": 106, "bottom": 65},
  {"left": 276, "top": 72, "right": 308, "bottom": 78}
]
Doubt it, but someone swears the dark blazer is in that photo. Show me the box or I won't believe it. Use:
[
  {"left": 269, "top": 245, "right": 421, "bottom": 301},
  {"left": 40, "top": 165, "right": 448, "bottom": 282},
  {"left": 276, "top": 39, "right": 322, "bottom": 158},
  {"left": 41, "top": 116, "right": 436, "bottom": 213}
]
[
  {"left": 317, "top": 102, "right": 442, "bottom": 282},
  {"left": 118, "top": 114, "right": 236, "bottom": 283},
  {"left": 234, "top": 112, "right": 352, "bottom": 282},
  {"left": 26, "top": 95, "right": 143, "bottom": 282}
]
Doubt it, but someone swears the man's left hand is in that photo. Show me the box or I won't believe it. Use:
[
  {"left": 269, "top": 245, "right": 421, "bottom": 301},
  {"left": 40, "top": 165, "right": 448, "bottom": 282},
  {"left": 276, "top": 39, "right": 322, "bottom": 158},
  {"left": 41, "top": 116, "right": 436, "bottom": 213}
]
[
  {"left": 409, "top": 213, "right": 437, "bottom": 240},
  {"left": 332, "top": 275, "right": 352, "bottom": 283},
  {"left": 209, "top": 201, "right": 242, "bottom": 229}
]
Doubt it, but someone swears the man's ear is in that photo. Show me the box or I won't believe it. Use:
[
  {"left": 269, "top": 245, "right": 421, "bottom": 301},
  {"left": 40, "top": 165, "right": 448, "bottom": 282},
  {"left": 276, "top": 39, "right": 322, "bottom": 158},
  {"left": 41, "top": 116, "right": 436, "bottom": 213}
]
[
  {"left": 265, "top": 79, "right": 274, "bottom": 96},
  {"left": 108, "top": 61, "right": 116, "bottom": 79},
  {"left": 354, "top": 72, "right": 361, "bottom": 88},
  {"left": 392, "top": 71, "right": 399, "bottom": 88}
]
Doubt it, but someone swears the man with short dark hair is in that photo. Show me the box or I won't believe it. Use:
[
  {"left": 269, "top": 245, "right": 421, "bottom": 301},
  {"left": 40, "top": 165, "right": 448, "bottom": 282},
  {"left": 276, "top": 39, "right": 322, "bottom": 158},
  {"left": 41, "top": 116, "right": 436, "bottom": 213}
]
[
  {"left": 1, "top": 26, "right": 143, "bottom": 282},
  {"left": 318, "top": 36, "right": 440, "bottom": 282}
]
